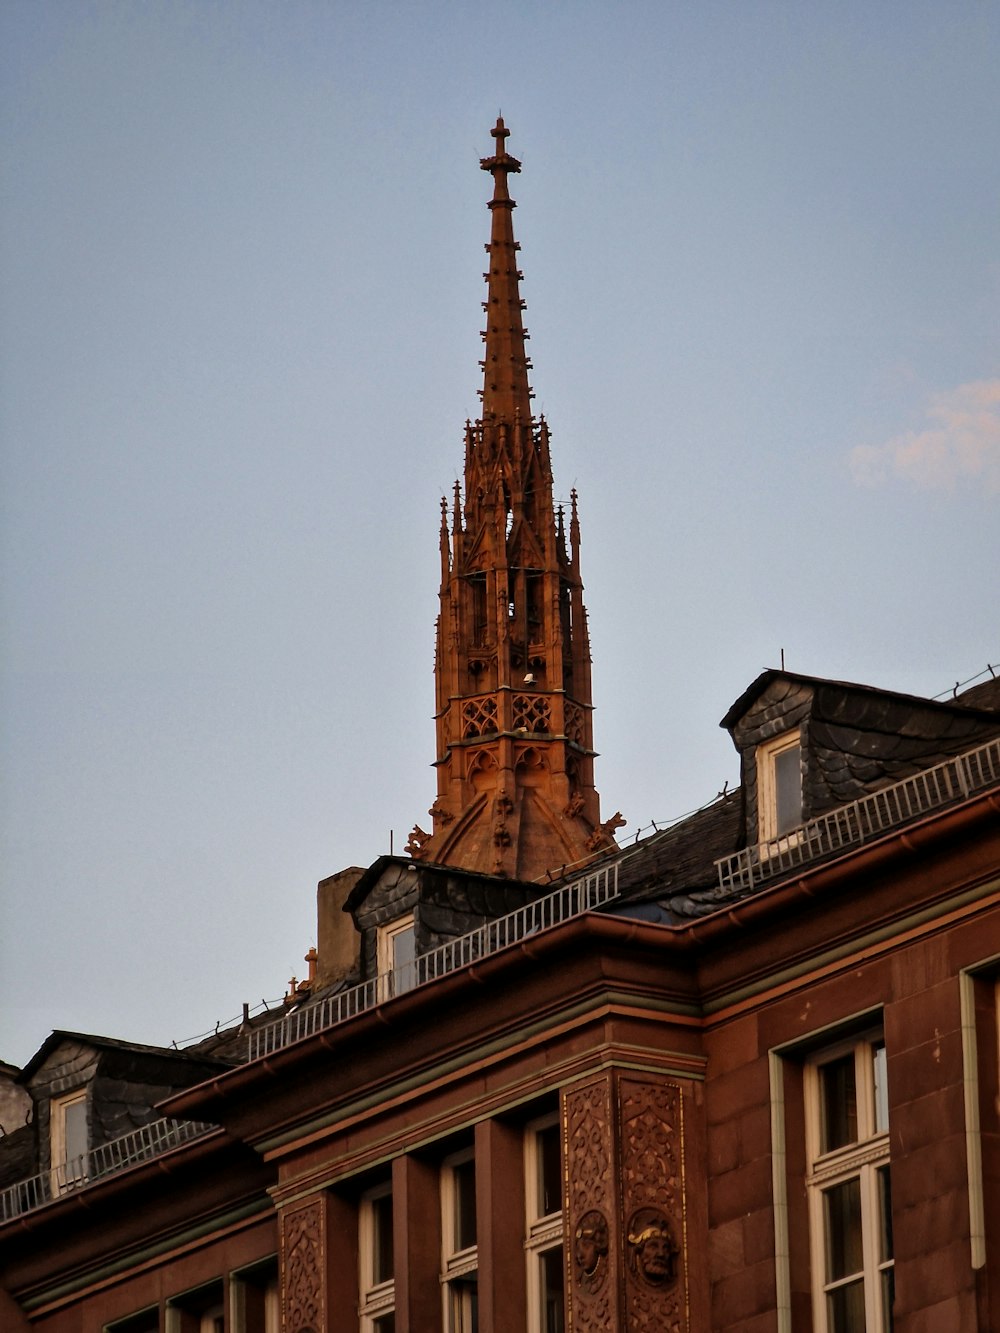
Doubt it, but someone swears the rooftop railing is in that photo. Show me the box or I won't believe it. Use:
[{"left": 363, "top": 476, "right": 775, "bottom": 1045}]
[
  {"left": 0, "top": 864, "right": 619, "bottom": 1223},
  {"left": 248, "top": 861, "right": 620, "bottom": 1060},
  {"left": 0, "top": 1116, "right": 213, "bottom": 1223},
  {"left": 715, "top": 734, "right": 1000, "bottom": 896}
]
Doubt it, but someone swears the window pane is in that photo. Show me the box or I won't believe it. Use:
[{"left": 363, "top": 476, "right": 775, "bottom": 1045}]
[
  {"left": 873, "top": 1041, "right": 889, "bottom": 1134},
  {"left": 820, "top": 1054, "right": 858, "bottom": 1152},
  {"left": 447, "top": 1276, "right": 478, "bottom": 1333},
  {"left": 537, "top": 1122, "right": 562, "bottom": 1217},
  {"left": 774, "top": 743, "right": 802, "bottom": 834},
  {"left": 392, "top": 925, "right": 416, "bottom": 994},
  {"left": 827, "top": 1278, "right": 866, "bottom": 1333},
  {"left": 881, "top": 1266, "right": 895, "bottom": 1331},
  {"left": 64, "top": 1098, "right": 88, "bottom": 1162},
  {"left": 824, "top": 1178, "right": 863, "bottom": 1282},
  {"left": 373, "top": 1316, "right": 396, "bottom": 1333},
  {"left": 454, "top": 1158, "right": 477, "bottom": 1250},
  {"left": 878, "top": 1166, "right": 893, "bottom": 1263},
  {"left": 373, "top": 1190, "right": 394, "bottom": 1284},
  {"left": 540, "top": 1246, "right": 565, "bottom": 1333}
]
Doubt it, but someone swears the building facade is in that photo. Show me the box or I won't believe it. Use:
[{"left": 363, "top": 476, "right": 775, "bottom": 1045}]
[{"left": 1, "top": 123, "right": 999, "bottom": 1333}]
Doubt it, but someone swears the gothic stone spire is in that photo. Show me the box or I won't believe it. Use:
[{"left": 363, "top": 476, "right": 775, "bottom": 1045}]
[
  {"left": 478, "top": 116, "right": 533, "bottom": 424},
  {"left": 408, "top": 120, "right": 620, "bottom": 881}
]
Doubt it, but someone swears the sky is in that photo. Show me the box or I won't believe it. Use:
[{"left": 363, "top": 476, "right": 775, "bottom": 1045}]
[{"left": 1, "top": 1, "right": 998, "bottom": 1071}]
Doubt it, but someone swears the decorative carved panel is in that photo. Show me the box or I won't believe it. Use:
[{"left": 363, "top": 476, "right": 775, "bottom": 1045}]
[
  {"left": 281, "top": 1196, "right": 325, "bottom": 1333},
  {"left": 462, "top": 695, "right": 498, "bottom": 738},
  {"left": 620, "top": 1077, "right": 687, "bottom": 1333},
  {"left": 564, "top": 1075, "right": 619, "bottom": 1332},
  {"left": 564, "top": 1072, "right": 688, "bottom": 1333},
  {"left": 512, "top": 693, "right": 551, "bottom": 733}
]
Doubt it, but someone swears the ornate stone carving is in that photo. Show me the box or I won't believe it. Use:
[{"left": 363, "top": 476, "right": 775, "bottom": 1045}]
[
  {"left": 462, "top": 694, "right": 498, "bottom": 738},
  {"left": 565, "top": 1077, "right": 617, "bottom": 1331},
  {"left": 586, "top": 810, "right": 626, "bottom": 851},
  {"left": 281, "top": 1197, "right": 324, "bottom": 1333},
  {"left": 574, "top": 1208, "right": 610, "bottom": 1293},
  {"left": 512, "top": 692, "right": 551, "bottom": 733},
  {"left": 428, "top": 796, "right": 454, "bottom": 825},
  {"left": 405, "top": 824, "right": 430, "bottom": 855},
  {"left": 626, "top": 1206, "right": 679, "bottom": 1287},
  {"left": 620, "top": 1079, "right": 686, "bottom": 1333},
  {"left": 563, "top": 790, "right": 585, "bottom": 819}
]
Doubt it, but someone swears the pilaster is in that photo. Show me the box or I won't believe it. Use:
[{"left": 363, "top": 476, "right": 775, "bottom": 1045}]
[
  {"left": 279, "top": 1191, "right": 357, "bottom": 1333},
  {"left": 563, "top": 1071, "right": 693, "bottom": 1333}
]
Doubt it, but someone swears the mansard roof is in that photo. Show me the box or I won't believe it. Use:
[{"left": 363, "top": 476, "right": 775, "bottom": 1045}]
[
  {"left": 17, "top": 1030, "right": 233, "bottom": 1085},
  {"left": 721, "top": 667, "right": 1000, "bottom": 733},
  {"left": 603, "top": 668, "right": 1000, "bottom": 925}
]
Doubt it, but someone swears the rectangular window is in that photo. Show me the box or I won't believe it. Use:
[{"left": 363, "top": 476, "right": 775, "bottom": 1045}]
[
  {"left": 50, "top": 1088, "right": 89, "bottom": 1193},
  {"left": 524, "top": 1114, "right": 565, "bottom": 1333},
  {"left": 165, "top": 1280, "right": 225, "bottom": 1333},
  {"left": 441, "top": 1149, "right": 478, "bottom": 1332},
  {"left": 231, "top": 1258, "right": 279, "bottom": 1333},
  {"left": 757, "top": 731, "right": 803, "bottom": 843},
  {"left": 806, "top": 1033, "right": 893, "bottom": 1332},
  {"left": 376, "top": 915, "right": 416, "bottom": 1000},
  {"left": 360, "top": 1183, "right": 395, "bottom": 1332}
]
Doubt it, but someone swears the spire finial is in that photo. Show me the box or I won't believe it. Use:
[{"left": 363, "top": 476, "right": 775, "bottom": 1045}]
[{"left": 480, "top": 116, "right": 521, "bottom": 204}]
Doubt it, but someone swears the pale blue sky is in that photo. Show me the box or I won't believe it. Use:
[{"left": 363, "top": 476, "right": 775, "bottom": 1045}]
[{"left": 2, "top": 2, "right": 998, "bottom": 1069}]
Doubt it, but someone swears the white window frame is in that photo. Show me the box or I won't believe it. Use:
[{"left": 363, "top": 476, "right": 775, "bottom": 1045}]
[
  {"left": 50, "top": 1087, "right": 89, "bottom": 1193},
  {"left": 524, "top": 1112, "right": 565, "bottom": 1333},
  {"left": 359, "top": 1182, "right": 395, "bottom": 1333},
  {"left": 805, "top": 1031, "right": 893, "bottom": 1333},
  {"left": 376, "top": 913, "right": 416, "bottom": 1001},
  {"left": 441, "top": 1148, "right": 478, "bottom": 1333},
  {"left": 757, "top": 729, "right": 804, "bottom": 847}
]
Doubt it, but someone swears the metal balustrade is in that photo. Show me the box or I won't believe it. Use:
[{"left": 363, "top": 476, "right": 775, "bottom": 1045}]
[
  {"left": 0, "top": 1116, "right": 213, "bottom": 1223},
  {"left": 0, "top": 866, "right": 619, "bottom": 1223},
  {"left": 249, "top": 862, "right": 620, "bottom": 1060},
  {"left": 715, "top": 735, "right": 1000, "bottom": 895}
]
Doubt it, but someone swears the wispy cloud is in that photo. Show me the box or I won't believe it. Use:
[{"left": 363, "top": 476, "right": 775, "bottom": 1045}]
[{"left": 850, "top": 378, "right": 1000, "bottom": 494}]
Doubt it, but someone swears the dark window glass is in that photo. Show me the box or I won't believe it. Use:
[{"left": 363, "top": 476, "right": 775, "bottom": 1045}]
[
  {"left": 827, "top": 1278, "right": 866, "bottom": 1333},
  {"left": 537, "top": 1122, "right": 562, "bottom": 1217},
  {"left": 448, "top": 1275, "right": 478, "bottom": 1332},
  {"left": 820, "top": 1054, "right": 858, "bottom": 1152},
  {"left": 881, "top": 1267, "right": 895, "bottom": 1331},
  {"left": 373, "top": 1190, "right": 394, "bottom": 1284},
  {"left": 824, "top": 1178, "right": 863, "bottom": 1282},
  {"left": 454, "top": 1157, "right": 477, "bottom": 1250},
  {"left": 540, "top": 1246, "right": 565, "bottom": 1333}
]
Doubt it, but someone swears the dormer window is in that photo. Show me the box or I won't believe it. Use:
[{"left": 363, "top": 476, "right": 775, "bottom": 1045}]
[
  {"left": 376, "top": 913, "right": 416, "bottom": 1000},
  {"left": 758, "top": 731, "right": 803, "bottom": 841}
]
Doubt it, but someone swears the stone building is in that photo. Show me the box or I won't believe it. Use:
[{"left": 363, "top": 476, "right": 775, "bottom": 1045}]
[{"left": 1, "top": 121, "right": 999, "bottom": 1333}]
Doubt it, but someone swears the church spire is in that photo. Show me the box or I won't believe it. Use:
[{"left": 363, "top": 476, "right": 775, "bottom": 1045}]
[
  {"left": 408, "top": 120, "right": 621, "bottom": 882},
  {"left": 478, "top": 116, "right": 533, "bottom": 424}
]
